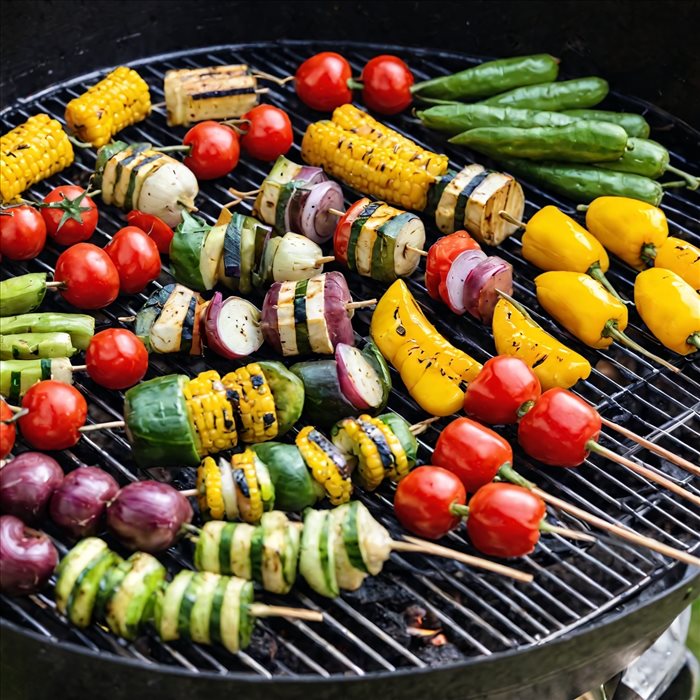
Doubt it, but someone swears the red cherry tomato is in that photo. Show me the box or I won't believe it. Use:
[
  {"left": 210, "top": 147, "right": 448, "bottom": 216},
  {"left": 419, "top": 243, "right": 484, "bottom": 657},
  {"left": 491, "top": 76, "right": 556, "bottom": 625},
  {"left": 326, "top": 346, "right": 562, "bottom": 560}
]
[
  {"left": 41, "top": 186, "right": 98, "bottom": 246},
  {"left": 54, "top": 243, "right": 120, "bottom": 309},
  {"left": 334, "top": 198, "right": 369, "bottom": 265},
  {"left": 86, "top": 329, "right": 148, "bottom": 390},
  {"left": 295, "top": 52, "right": 352, "bottom": 111},
  {"left": 433, "top": 417, "right": 513, "bottom": 494},
  {"left": 104, "top": 226, "right": 161, "bottom": 294},
  {"left": 239, "top": 105, "right": 293, "bottom": 162},
  {"left": 0, "top": 205, "right": 47, "bottom": 260},
  {"left": 126, "top": 211, "right": 174, "bottom": 255},
  {"left": 394, "top": 466, "right": 466, "bottom": 540},
  {"left": 425, "top": 231, "right": 481, "bottom": 301},
  {"left": 0, "top": 399, "right": 17, "bottom": 459},
  {"left": 518, "top": 388, "right": 601, "bottom": 468},
  {"left": 466, "top": 483, "right": 545, "bottom": 558},
  {"left": 464, "top": 356, "right": 542, "bottom": 425},
  {"left": 361, "top": 55, "right": 414, "bottom": 114},
  {"left": 18, "top": 381, "right": 87, "bottom": 451},
  {"left": 182, "top": 121, "right": 240, "bottom": 180}
]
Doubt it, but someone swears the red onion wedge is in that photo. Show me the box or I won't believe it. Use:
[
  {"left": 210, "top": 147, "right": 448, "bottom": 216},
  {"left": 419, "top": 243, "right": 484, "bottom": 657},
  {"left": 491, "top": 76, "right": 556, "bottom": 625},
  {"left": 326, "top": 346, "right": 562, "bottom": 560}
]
[
  {"left": 300, "top": 181, "right": 344, "bottom": 244},
  {"left": 323, "top": 271, "right": 355, "bottom": 347},
  {"left": 464, "top": 256, "right": 513, "bottom": 324},
  {"left": 444, "top": 249, "right": 487, "bottom": 314},
  {"left": 336, "top": 343, "right": 386, "bottom": 411},
  {"left": 204, "top": 292, "right": 263, "bottom": 359}
]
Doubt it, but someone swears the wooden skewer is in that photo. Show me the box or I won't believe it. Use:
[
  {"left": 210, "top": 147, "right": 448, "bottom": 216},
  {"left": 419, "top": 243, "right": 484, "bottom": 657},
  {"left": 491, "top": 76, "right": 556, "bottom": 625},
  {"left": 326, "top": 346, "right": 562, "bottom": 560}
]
[
  {"left": 71, "top": 365, "right": 87, "bottom": 372},
  {"left": 45, "top": 281, "right": 65, "bottom": 289},
  {"left": 79, "top": 421, "right": 126, "bottom": 433},
  {"left": 0, "top": 408, "right": 28, "bottom": 424},
  {"left": 118, "top": 316, "right": 136, "bottom": 323},
  {"left": 396, "top": 536, "right": 533, "bottom": 583},
  {"left": 406, "top": 245, "right": 428, "bottom": 257},
  {"left": 539, "top": 521, "right": 596, "bottom": 543},
  {"left": 328, "top": 208, "right": 346, "bottom": 217},
  {"left": 180, "top": 489, "right": 198, "bottom": 498},
  {"left": 499, "top": 210, "right": 526, "bottom": 229},
  {"left": 345, "top": 299, "right": 377, "bottom": 311},
  {"left": 247, "top": 603, "right": 323, "bottom": 622},
  {"left": 6, "top": 404, "right": 22, "bottom": 413},
  {"left": 315, "top": 255, "right": 336, "bottom": 267},
  {"left": 599, "top": 416, "right": 700, "bottom": 477},
  {"left": 409, "top": 415, "right": 441, "bottom": 436},
  {"left": 532, "top": 486, "right": 700, "bottom": 568}
]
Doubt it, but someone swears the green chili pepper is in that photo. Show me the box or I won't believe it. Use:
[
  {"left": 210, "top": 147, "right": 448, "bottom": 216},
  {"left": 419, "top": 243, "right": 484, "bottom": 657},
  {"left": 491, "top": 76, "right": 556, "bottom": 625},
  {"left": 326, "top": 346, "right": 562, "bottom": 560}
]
[
  {"left": 0, "top": 332, "right": 77, "bottom": 360},
  {"left": 483, "top": 77, "right": 609, "bottom": 110},
  {"left": 411, "top": 54, "right": 560, "bottom": 101},
  {"left": 0, "top": 273, "right": 49, "bottom": 317},
  {"left": 0, "top": 312, "right": 95, "bottom": 350},
  {"left": 596, "top": 138, "right": 699, "bottom": 189},
  {"left": 450, "top": 122, "right": 629, "bottom": 163},
  {"left": 561, "top": 109, "right": 650, "bottom": 138}
]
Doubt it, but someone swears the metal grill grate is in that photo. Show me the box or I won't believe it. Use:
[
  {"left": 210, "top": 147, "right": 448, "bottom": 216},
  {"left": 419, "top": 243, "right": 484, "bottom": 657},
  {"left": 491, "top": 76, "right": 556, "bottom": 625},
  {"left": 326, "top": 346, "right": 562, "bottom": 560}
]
[{"left": 1, "top": 41, "right": 699, "bottom": 681}]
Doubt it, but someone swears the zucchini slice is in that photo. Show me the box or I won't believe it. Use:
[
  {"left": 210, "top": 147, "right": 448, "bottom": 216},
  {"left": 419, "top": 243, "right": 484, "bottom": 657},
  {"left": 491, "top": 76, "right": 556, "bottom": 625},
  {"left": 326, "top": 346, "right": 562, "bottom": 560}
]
[
  {"left": 189, "top": 572, "right": 221, "bottom": 644},
  {"left": 299, "top": 509, "right": 339, "bottom": 598},
  {"left": 260, "top": 511, "right": 290, "bottom": 594},
  {"left": 55, "top": 538, "right": 110, "bottom": 617},
  {"left": 332, "top": 504, "right": 368, "bottom": 591},
  {"left": 218, "top": 576, "right": 244, "bottom": 653},
  {"left": 195, "top": 520, "right": 227, "bottom": 574},
  {"left": 66, "top": 550, "right": 119, "bottom": 628},
  {"left": 157, "top": 570, "right": 194, "bottom": 642}
]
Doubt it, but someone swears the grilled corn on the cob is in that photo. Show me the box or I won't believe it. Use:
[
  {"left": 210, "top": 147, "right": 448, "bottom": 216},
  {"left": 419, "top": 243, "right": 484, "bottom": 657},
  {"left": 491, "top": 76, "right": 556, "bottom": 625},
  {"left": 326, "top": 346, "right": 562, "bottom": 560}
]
[
  {"left": 296, "top": 426, "right": 352, "bottom": 505},
  {"left": 222, "top": 363, "right": 278, "bottom": 443},
  {"left": 197, "top": 457, "right": 226, "bottom": 520},
  {"left": 232, "top": 449, "right": 264, "bottom": 524},
  {"left": 0, "top": 114, "right": 74, "bottom": 203},
  {"left": 64, "top": 66, "right": 151, "bottom": 147}
]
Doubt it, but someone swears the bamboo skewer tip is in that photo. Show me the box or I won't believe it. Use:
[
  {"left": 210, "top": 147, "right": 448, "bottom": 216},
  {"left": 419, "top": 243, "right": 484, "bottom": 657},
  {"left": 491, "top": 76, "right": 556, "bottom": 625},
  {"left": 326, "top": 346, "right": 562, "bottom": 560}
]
[
  {"left": 247, "top": 603, "right": 323, "bottom": 622},
  {"left": 345, "top": 299, "right": 377, "bottom": 310}
]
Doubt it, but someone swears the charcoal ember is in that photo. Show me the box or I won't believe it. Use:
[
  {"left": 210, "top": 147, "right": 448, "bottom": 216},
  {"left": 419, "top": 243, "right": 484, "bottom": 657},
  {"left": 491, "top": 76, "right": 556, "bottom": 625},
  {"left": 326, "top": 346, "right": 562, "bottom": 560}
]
[
  {"left": 344, "top": 575, "right": 415, "bottom": 607},
  {"left": 247, "top": 629, "right": 278, "bottom": 662},
  {"left": 404, "top": 605, "right": 428, "bottom": 628},
  {"left": 363, "top": 604, "right": 411, "bottom": 647},
  {"left": 416, "top": 640, "right": 464, "bottom": 665}
]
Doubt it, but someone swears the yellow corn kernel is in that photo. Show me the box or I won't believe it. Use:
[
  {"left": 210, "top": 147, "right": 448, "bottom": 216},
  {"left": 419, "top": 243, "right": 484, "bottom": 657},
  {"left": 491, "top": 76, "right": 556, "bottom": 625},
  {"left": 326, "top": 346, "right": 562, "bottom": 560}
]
[
  {"left": 296, "top": 426, "right": 352, "bottom": 505},
  {"left": 337, "top": 418, "right": 386, "bottom": 492},
  {"left": 232, "top": 449, "right": 263, "bottom": 523},
  {"left": 301, "top": 120, "right": 436, "bottom": 211},
  {"left": 223, "top": 363, "right": 278, "bottom": 443},
  {"left": 332, "top": 104, "right": 448, "bottom": 177},
  {"left": 196, "top": 457, "right": 225, "bottom": 520},
  {"left": 0, "top": 114, "right": 75, "bottom": 203},
  {"left": 363, "top": 415, "right": 409, "bottom": 482},
  {"left": 65, "top": 66, "right": 151, "bottom": 147}
]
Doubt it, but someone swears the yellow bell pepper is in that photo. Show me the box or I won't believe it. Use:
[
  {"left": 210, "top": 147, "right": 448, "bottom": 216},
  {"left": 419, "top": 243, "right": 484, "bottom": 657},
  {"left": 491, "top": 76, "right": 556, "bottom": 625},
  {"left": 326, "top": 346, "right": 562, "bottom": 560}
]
[
  {"left": 521, "top": 206, "right": 621, "bottom": 299},
  {"left": 584, "top": 196, "right": 668, "bottom": 270},
  {"left": 370, "top": 279, "right": 482, "bottom": 415},
  {"left": 492, "top": 295, "right": 591, "bottom": 390},
  {"left": 634, "top": 268, "right": 699, "bottom": 355},
  {"left": 653, "top": 237, "right": 700, "bottom": 292}
]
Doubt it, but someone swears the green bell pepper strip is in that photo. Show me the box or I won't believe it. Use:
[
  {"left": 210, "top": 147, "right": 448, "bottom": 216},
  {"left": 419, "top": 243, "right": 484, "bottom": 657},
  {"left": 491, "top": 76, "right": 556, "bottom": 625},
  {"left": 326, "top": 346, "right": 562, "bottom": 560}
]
[
  {"left": 482, "top": 77, "right": 609, "bottom": 110},
  {"left": 0, "top": 273, "right": 49, "bottom": 317},
  {"left": 0, "top": 312, "right": 95, "bottom": 350},
  {"left": 0, "top": 357, "right": 73, "bottom": 402},
  {"left": 0, "top": 332, "right": 77, "bottom": 360},
  {"left": 411, "top": 54, "right": 559, "bottom": 101},
  {"left": 561, "top": 109, "right": 651, "bottom": 138}
]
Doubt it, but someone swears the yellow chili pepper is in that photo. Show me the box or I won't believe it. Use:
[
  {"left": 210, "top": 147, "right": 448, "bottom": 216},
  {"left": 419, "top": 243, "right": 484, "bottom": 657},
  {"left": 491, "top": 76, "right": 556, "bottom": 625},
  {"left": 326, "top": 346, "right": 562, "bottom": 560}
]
[
  {"left": 370, "top": 279, "right": 482, "bottom": 416},
  {"left": 492, "top": 294, "right": 591, "bottom": 390},
  {"left": 652, "top": 237, "right": 700, "bottom": 292},
  {"left": 634, "top": 268, "right": 699, "bottom": 355},
  {"left": 535, "top": 271, "right": 678, "bottom": 371},
  {"left": 584, "top": 196, "right": 668, "bottom": 270}
]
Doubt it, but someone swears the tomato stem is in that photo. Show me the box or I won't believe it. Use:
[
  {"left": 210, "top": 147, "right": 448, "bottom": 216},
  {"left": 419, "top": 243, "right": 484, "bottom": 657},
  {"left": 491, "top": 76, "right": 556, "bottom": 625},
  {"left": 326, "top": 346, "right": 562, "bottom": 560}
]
[
  {"left": 640, "top": 243, "right": 657, "bottom": 265},
  {"left": 497, "top": 463, "right": 534, "bottom": 490},
  {"left": 0, "top": 408, "right": 28, "bottom": 424},
  {"left": 587, "top": 262, "right": 628, "bottom": 303},
  {"left": 687, "top": 333, "right": 700, "bottom": 349},
  {"left": 449, "top": 503, "right": 469, "bottom": 518},
  {"left": 347, "top": 78, "right": 364, "bottom": 91},
  {"left": 602, "top": 320, "right": 680, "bottom": 373},
  {"left": 516, "top": 401, "right": 535, "bottom": 419},
  {"left": 665, "top": 165, "right": 699, "bottom": 190}
]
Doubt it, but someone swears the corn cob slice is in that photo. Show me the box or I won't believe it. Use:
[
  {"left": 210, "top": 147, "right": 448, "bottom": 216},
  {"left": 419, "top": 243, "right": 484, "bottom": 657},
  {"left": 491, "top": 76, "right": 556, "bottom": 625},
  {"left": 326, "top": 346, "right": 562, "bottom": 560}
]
[
  {"left": 331, "top": 104, "right": 448, "bottom": 178},
  {"left": 302, "top": 120, "right": 436, "bottom": 211},
  {"left": 164, "top": 65, "right": 259, "bottom": 127},
  {"left": 0, "top": 114, "right": 74, "bottom": 203},
  {"left": 64, "top": 66, "right": 151, "bottom": 148},
  {"left": 197, "top": 457, "right": 226, "bottom": 520},
  {"left": 232, "top": 449, "right": 263, "bottom": 523},
  {"left": 296, "top": 426, "right": 352, "bottom": 505},
  {"left": 361, "top": 415, "right": 409, "bottom": 482},
  {"left": 222, "top": 363, "right": 278, "bottom": 443},
  {"left": 183, "top": 370, "right": 239, "bottom": 456}
]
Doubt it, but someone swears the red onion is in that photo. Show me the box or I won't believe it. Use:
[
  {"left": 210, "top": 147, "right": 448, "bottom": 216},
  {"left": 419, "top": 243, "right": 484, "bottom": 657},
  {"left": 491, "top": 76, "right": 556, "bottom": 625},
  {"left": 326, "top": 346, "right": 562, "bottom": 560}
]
[
  {"left": 464, "top": 256, "right": 513, "bottom": 324},
  {"left": 335, "top": 343, "right": 384, "bottom": 411},
  {"left": 261, "top": 282, "right": 283, "bottom": 354},
  {"left": 106, "top": 480, "right": 193, "bottom": 553},
  {"left": 49, "top": 467, "right": 119, "bottom": 538},
  {"left": 299, "top": 182, "right": 344, "bottom": 244},
  {"left": 0, "top": 452, "right": 64, "bottom": 523},
  {"left": 444, "top": 249, "right": 487, "bottom": 314},
  {"left": 323, "top": 271, "right": 355, "bottom": 347},
  {"left": 0, "top": 515, "right": 58, "bottom": 596},
  {"left": 204, "top": 292, "right": 263, "bottom": 359}
]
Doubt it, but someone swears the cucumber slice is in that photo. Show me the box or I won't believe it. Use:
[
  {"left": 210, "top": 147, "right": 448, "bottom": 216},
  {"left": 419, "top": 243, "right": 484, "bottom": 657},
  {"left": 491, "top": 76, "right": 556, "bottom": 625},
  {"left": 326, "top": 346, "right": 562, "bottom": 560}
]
[
  {"left": 55, "top": 538, "right": 110, "bottom": 617},
  {"left": 66, "top": 550, "right": 119, "bottom": 628},
  {"left": 195, "top": 520, "right": 227, "bottom": 574},
  {"left": 254, "top": 457, "right": 275, "bottom": 511},
  {"left": 218, "top": 522, "right": 238, "bottom": 575},
  {"left": 176, "top": 570, "right": 203, "bottom": 641},
  {"left": 238, "top": 581, "right": 255, "bottom": 650},
  {"left": 291, "top": 360, "right": 356, "bottom": 428},
  {"left": 283, "top": 522, "right": 302, "bottom": 588},
  {"left": 223, "top": 212, "right": 244, "bottom": 278},
  {"left": 238, "top": 222, "right": 257, "bottom": 295},
  {"left": 208, "top": 575, "right": 230, "bottom": 646},
  {"left": 218, "top": 576, "right": 244, "bottom": 654},
  {"left": 275, "top": 181, "right": 300, "bottom": 234},
  {"left": 293, "top": 278, "right": 311, "bottom": 355},
  {"left": 94, "top": 557, "right": 128, "bottom": 623},
  {"left": 379, "top": 413, "right": 418, "bottom": 468},
  {"left": 249, "top": 526, "right": 265, "bottom": 585},
  {"left": 257, "top": 360, "right": 305, "bottom": 436},
  {"left": 356, "top": 204, "right": 395, "bottom": 277},
  {"left": 230, "top": 522, "right": 255, "bottom": 580},
  {"left": 347, "top": 201, "right": 380, "bottom": 273},
  {"left": 260, "top": 511, "right": 290, "bottom": 594},
  {"left": 356, "top": 501, "right": 393, "bottom": 576},
  {"left": 379, "top": 212, "right": 426, "bottom": 280},
  {"left": 158, "top": 570, "right": 194, "bottom": 642},
  {"left": 134, "top": 284, "right": 174, "bottom": 351},
  {"left": 299, "top": 509, "right": 338, "bottom": 598},
  {"left": 189, "top": 572, "right": 221, "bottom": 645},
  {"left": 332, "top": 504, "right": 368, "bottom": 591},
  {"left": 341, "top": 501, "right": 368, "bottom": 573}
]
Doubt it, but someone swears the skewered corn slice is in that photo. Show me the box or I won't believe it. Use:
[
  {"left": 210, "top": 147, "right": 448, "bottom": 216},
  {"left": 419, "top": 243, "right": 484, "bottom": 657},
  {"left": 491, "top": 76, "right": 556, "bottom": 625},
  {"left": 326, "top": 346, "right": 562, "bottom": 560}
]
[
  {"left": 0, "top": 114, "right": 74, "bottom": 203},
  {"left": 64, "top": 66, "right": 151, "bottom": 148}
]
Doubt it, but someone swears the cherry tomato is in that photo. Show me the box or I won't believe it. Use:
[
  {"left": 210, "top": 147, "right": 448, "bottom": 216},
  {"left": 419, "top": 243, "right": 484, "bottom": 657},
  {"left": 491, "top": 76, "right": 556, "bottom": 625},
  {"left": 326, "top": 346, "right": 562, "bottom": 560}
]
[
  {"left": 425, "top": 231, "right": 480, "bottom": 301},
  {"left": 361, "top": 55, "right": 414, "bottom": 115},
  {"left": 18, "top": 381, "right": 87, "bottom": 451},
  {"left": 334, "top": 198, "right": 369, "bottom": 265},
  {"left": 433, "top": 417, "right": 513, "bottom": 494},
  {"left": 0, "top": 206, "right": 47, "bottom": 260},
  {"left": 0, "top": 399, "right": 17, "bottom": 459},
  {"left": 464, "top": 356, "right": 541, "bottom": 425},
  {"left": 466, "top": 483, "right": 545, "bottom": 558},
  {"left": 394, "top": 466, "right": 466, "bottom": 540},
  {"left": 86, "top": 329, "right": 148, "bottom": 390},
  {"left": 182, "top": 121, "right": 240, "bottom": 180},
  {"left": 126, "top": 211, "right": 174, "bottom": 255},
  {"left": 41, "top": 186, "right": 98, "bottom": 246},
  {"left": 54, "top": 243, "right": 120, "bottom": 309},
  {"left": 240, "top": 105, "right": 293, "bottom": 162},
  {"left": 295, "top": 52, "right": 352, "bottom": 111},
  {"left": 104, "top": 226, "right": 161, "bottom": 295},
  {"left": 518, "top": 388, "right": 601, "bottom": 468}
]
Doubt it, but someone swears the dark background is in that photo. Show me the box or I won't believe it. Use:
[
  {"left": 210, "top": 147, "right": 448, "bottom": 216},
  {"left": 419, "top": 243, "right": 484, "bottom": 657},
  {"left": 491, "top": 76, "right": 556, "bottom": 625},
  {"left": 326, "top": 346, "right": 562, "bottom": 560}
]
[{"left": 1, "top": 0, "right": 699, "bottom": 124}]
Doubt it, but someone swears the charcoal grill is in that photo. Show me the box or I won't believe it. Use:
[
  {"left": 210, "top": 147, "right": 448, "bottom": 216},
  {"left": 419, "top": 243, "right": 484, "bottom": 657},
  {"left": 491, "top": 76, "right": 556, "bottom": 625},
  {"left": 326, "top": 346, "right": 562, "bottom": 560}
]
[{"left": 1, "top": 39, "right": 699, "bottom": 700}]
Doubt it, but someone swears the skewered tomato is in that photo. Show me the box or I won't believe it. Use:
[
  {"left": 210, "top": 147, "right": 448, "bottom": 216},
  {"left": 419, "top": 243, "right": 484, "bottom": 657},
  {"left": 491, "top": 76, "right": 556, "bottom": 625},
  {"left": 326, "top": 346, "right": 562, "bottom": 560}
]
[
  {"left": 518, "top": 388, "right": 601, "bottom": 467},
  {"left": 466, "top": 483, "right": 545, "bottom": 558},
  {"left": 54, "top": 243, "right": 120, "bottom": 309},
  {"left": 360, "top": 55, "right": 414, "bottom": 115},
  {"left": 0, "top": 205, "right": 46, "bottom": 260},
  {"left": 240, "top": 105, "right": 293, "bottom": 161},
  {"left": 425, "top": 230, "right": 481, "bottom": 301},
  {"left": 104, "top": 226, "right": 161, "bottom": 294},
  {"left": 18, "top": 381, "right": 87, "bottom": 451},
  {"left": 183, "top": 121, "right": 240, "bottom": 180},
  {"left": 126, "top": 211, "right": 174, "bottom": 254},
  {"left": 85, "top": 329, "right": 148, "bottom": 390},
  {"left": 464, "top": 356, "right": 541, "bottom": 425},
  {"left": 0, "top": 399, "right": 17, "bottom": 459},
  {"left": 394, "top": 466, "right": 466, "bottom": 540},
  {"left": 295, "top": 52, "right": 353, "bottom": 111},
  {"left": 41, "top": 185, "right": 98, "bottom": 246},
  {"left": 432, "top": 417, "right": 513, "bottom": 494}
]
